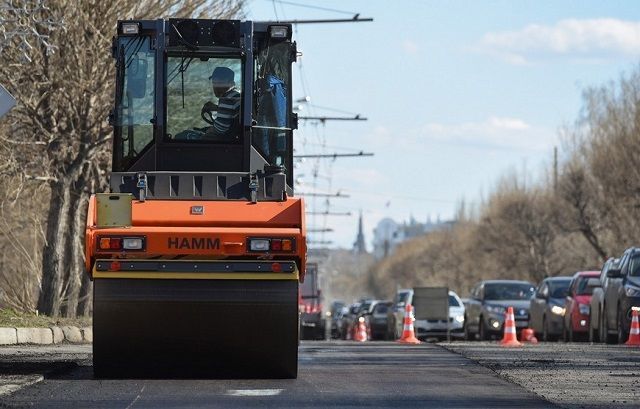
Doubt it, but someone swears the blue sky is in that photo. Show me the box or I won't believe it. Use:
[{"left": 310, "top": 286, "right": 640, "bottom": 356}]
[{"left": 248, "top": 0, "right": 640, "bottom": 250}]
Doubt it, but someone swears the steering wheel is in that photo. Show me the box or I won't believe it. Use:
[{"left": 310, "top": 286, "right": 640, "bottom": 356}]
[{"left": 201, "top": 101, "right": 217, "bottom": 125}]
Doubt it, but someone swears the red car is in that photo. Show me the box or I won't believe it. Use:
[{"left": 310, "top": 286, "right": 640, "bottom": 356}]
[{"left": 563, "top": 271, "right": 601, "bottom": 342}]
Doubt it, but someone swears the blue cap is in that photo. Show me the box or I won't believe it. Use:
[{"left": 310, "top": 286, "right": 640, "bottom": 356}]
[{"left": 209, "top": 67, "right": 235, "bottom": 86}]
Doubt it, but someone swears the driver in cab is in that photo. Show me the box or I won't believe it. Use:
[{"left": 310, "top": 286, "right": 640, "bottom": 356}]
[{"left": 201, "top": 66, "right": 241, "bottom": 140}]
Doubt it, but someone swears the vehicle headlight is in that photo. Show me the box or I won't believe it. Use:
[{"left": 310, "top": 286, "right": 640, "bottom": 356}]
[
  {"left": 578, "top": 304, "right": 590, "bottom": 315},
  {"left": 454, "top": 315, "right": 464, "bottom": 323},
  {"left": 624, "top": 285, "right": 640, "bottom": 297},
  {"left": 486, "top": 305, "right": 506, "bottom": 315},
  {"left": 551, "top": 305, "right": 565, "bottom": 316}
]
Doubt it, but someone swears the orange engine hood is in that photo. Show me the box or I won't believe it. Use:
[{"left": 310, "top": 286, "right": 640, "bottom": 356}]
[{"left": 128, "top": 199, "right": 304, "bottom": 228}]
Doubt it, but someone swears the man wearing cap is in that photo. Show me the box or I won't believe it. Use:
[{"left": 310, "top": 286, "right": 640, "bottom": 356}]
[{"left": 202, "top": 66, "right": 241, "bottom": 139}]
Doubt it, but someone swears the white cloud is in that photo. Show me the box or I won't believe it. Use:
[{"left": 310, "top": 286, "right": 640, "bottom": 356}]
[
  {"left": 422, "top": 117, "right": 555, "bottom": 151},
  {"left": 402, "top": 39, "right": 419, "bottom": 55},
  {"left": 477, "top": 18, "right": 640, "bottom": 64}
]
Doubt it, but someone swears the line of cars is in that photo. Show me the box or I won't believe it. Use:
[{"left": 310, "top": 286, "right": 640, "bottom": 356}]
[
  {"left": 329, "top": 289, "right": 466, "bottom": 341},
  {"left": 327, "top": 247, "right": 640, "bottom": 343}
]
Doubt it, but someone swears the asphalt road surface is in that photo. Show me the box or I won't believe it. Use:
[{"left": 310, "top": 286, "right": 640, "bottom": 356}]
[
  {"left": 441, "top": 341, "right": 640, "bottom": 408},
  {"left": 0, "top": 341, "right": 554, "bottom": 409}
]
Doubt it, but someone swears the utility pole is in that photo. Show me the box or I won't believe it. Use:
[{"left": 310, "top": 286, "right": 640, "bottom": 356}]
[{"left": 553, "top": 146, "right": 558, "bottom": 194}]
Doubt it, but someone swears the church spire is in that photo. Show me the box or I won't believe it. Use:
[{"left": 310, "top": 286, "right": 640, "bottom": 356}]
[{"left": 353, "top": 210, "right": 367, "bottom": 254}]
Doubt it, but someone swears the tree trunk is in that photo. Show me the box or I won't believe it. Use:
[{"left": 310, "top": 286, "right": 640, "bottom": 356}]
[
  {"left": 64, "top": 189, "right": 90, "bottom": 318},
  {"left": 38, "top": 180, "right": 72, "bottom": 317}
]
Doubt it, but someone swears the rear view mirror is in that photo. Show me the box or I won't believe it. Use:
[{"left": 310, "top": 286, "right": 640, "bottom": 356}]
[
  {"left": 126, "top": 56, "right": 148, "bottom": 99},
  {"left": 587, "top": 278, "right": 601, "bottom": 288},
  {"left": 606, "top": 268, "right": 622, "bottom": 278}
]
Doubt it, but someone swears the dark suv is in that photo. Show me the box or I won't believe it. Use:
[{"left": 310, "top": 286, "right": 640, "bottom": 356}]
[
  {"left": 529, "top": 276, "right": 572, "bottom": 341},
  {"left": 464, "top": 280, "right": 535, "bottom": 340},
  {"left": 602, "top": 247, "right": 640, "bottom": 344}
]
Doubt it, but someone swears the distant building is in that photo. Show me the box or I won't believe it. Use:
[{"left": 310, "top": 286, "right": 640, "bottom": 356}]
[
  {"left": 353, "top": 211, "right": 367, "bottom": 254},
  {"left": 372, "top": 215, "right": 454, "bottom": 259}
]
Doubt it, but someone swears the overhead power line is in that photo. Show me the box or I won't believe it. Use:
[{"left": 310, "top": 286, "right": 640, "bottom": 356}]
[
  {"left": 265, "top": 17, "right": 373, "bottom": 24},
  {"left": 295, "top": 152, "right": 374, "bottom": 159},
  {"left": 298, "top": 192, "right": 350, "bottom": 198},
  {"left": 299, "top": 115, "right": 367, "bottom": 122},
  {"left": 307, "top": 228, "right": 334, "bottom": 233},
  {"left": 306, "top": 211, "right": 352, "bottom": 216}
]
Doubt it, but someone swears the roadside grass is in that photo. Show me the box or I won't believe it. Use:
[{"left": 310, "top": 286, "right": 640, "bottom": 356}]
[{"left": 0, "top": 308, "right": 92, "bottom": 328}]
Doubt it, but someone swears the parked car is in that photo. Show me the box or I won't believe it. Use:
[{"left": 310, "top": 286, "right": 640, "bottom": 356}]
[
  {"left": 368, "top": 301, "right": 392, "bottom": 340},
  {"left": 386, "top": 289, "right": 413, "bottom": 340},
  {"left": 464, "top": 280, "right": 535, "bottom": 340},
  {"left": 339, "top": 302, "right": 361, "bottom": 340},
  {"left": 529, "top": 276, "right": 572, "bottom": 341},
  {"left": 589, "top": 258, "right": 619, "bottom": 342},
  {"left": 601, "top": 247, "right": 640, "bottom": 344},
  {"left": 563, "top": 271, "right": 600, "bottom": 342},
  {"left": 328, "top": 300, "right": 346, "bottom": 339},
  {"left": 414, "top": 290, "right": 466, "bottom": 341}
]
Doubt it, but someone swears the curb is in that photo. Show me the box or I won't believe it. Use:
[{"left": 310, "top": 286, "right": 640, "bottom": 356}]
[{"left": 0, "top": 326, "right": 92, "bottom": 345}]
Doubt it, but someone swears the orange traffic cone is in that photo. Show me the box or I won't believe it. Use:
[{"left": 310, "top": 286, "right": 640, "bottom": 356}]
[
  {"left": 520, "top": 328, "right": 538, "bottom": 344},
  {"left": 354, "top": 317, "right": 368, "bottom": 342},
  {"left": 625, "top": 307, "right": 640, "bottom": 346},
  {"left": 500, "top": 307, "right": 522, "bottom": 347},
  {"left": 397, "top": 304, "right": 421, "bottom": 344}
]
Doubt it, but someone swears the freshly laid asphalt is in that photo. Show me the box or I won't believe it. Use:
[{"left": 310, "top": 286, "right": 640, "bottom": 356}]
[{"left": 0, "top": 341, "right": 555, "bottom": 408}]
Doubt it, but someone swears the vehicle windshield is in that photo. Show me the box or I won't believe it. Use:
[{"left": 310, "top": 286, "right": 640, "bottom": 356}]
[
  {"left": 629, "top": 256, "right": 640, "bottom": 277},
  {"left": 373, "top": 303, "right": 389, "bottom": 314},
  {"left": 549, "top": 279, "right": 571, "bottom": 298},
  {"left": 448, "top": 295, "right": 460, "bottom": 307},
  {"left": 360, "top": 301, "right": 373, "bottom": 313},
  {"left": 396, "top": 292, "right": 410, "bottom": 304},
  {"left": 575, "top": 276, "right": 597, "bottom": 295},
  {"left": 166, "top": 56, "right": 242, "bottom": 142},
  {"left": 484, "top": 283, "right": 535, "bottom": 301},
  {"left": 300, "top": 267, "right": 317, "bottom": 297}
]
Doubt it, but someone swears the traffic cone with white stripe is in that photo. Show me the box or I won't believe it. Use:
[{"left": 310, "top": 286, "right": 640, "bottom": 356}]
[
  {"left": 397, "top": 304, "right": 421, "bottom": 344},
  {"left": 625, "top": 307, "right": 640, "bottom": 346},
  {"left": 500, "top": 307, "right": 522, "bottom": 347},
  {"left": 354, "top": 316, "right": 368, "bottom": 342}
]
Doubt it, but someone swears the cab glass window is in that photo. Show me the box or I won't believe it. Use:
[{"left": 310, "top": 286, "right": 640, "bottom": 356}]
[
  {"left": 114, "top": 36, "right": 155, "bottom": 170},
  {"left": 166, "top": 56, "right": 242, "bottom": 142},
  {"left": 254, "top": 39, "right": 291, "bottom": 166}
]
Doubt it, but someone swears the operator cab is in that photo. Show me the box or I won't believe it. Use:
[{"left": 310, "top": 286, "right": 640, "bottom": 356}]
[{"left": 110, "top": 19, "right": 297, "bottom": 200}]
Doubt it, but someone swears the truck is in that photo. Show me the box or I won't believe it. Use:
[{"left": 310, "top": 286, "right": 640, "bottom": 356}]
[
  {"left": 299, "top": 262, "right": 325, "bottom": 339},
  {"left": 85, "top": 19, "right": 305, "bottom": 378}
]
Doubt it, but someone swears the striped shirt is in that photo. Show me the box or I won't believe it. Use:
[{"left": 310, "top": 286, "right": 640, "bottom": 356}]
[{"left": 213, "top": 87, "right": 241, "bottom": 135}]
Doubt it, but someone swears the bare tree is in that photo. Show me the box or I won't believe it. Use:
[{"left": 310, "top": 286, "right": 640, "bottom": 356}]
[{"left": 0, "top": 0, "right": 245, "bottom": 317}]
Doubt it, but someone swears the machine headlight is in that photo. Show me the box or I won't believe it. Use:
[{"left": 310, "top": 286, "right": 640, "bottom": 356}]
[
  {"left": 123, "top": 237, "right": 144, "bottom": 250},
  {"left": 249, "top": 239, "right": 270, "bottom": 251},
  {"left": 551, "top": 305, "right": 566, "bottom": 316},
  {"left": 454, "top": 315, "right": 465, "bottom": 323},
  {"left": 269, "top": 25, "right": 288, "bottom": 38},
  {"left": 121, "top": 22, "right": 140, "bottom": 35},
  {"left": 624, "top": 285, "right": 640, "bottom": 297},
  {"left": 578, "top": 304, "right": 590, "bottom": 315},
  {"left": 486, "top": 305, "right": 506, "bottom": 315}
]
